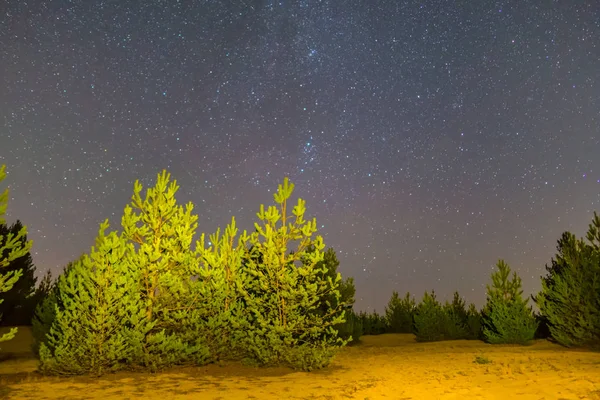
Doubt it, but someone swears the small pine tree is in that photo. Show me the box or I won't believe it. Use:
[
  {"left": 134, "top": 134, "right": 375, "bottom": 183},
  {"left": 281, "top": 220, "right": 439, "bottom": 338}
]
[
  {"left": 32, "top": 257, "right": 83, "bottom": 357},
  {"left": 0, "top": 165, "right": 33, "bottom": 346},
  {"left": 441, "top": 292, "right": 468, "bottom": 340},
  {"left": 465, "top": 303, "right": 483, "bottom": 340},
  {"left": 414, "top": 291, "right": 446, "bottom": 342},
  {"left": 385, "top": 291, "right": 416, "bottom": 333},
  {"left": 482, "top": 260, "right": 537, "bottom": 345},
  {"left": 301, "top": 246, "right": 357, "bottom": 342},
  {"left": 535, "top": 217, "right": 600, "bottom": 348},
  {"left": 39, "top": 221, "right": 143, "bottom": 375},
  {"left": 237, "top": 177, "right": 347, "bottom": 370},
  {"left": 358, "top": 311, "right": 387, "bottom": 335},
  {"left": 191, "top": 217, "right": 249, "bottom": 362}
]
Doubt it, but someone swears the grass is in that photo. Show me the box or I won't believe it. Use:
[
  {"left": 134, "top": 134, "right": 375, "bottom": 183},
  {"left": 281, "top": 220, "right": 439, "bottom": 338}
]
[
  {"left": 1, "top": 326, "right": 600, "bottom": 399},
  {"left": 473, "top": 355, "right": 492, "bottom": 364}
]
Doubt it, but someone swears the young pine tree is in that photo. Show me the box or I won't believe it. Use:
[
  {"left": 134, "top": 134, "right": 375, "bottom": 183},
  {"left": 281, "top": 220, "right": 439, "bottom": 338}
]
[
  {"left": 191, "top": 216, "right": 249, "bottom": 362},
  {"left": 39, "top": 221, "right": 143, "bottom": 375},
  {"left": 465, "top": 303, "right": 483, "bottom": 340},
  {"left": 414, "top": 291, "right": 446, "bottom": 342},
  {"left": 237, "top": 177, "right": 347, "bottom": 370},
  {"left": 385, "top": 291, "right": 416, "bottom": 334},
  {"left": 32, "top": 257, "right": 83, "bottom": 357},
  {"left": 301, "top": 245, "right": 358, "bottom": 342},
  {"left": 120, "top": 170, "right": 209, "bottom": 370},
  {"left": 535, "top": 216, "right": 600, "bottom": 348},
  {"left": 442, "top": 292, "right": 469, "bottom": 340},
  {"left": 0, "top": 165, "right": 33, "bottom": 346},
  {"left": 482, "top": 259, "right": 537, "bottom": 345}
]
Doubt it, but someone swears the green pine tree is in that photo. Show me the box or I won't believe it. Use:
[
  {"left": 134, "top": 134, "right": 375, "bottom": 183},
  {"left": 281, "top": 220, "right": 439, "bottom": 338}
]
[
  {"left": 32, "top": 257, "right": 83, "bottom": 357},
  {"left": 535, "top": 216, "right": 600, "bottom": 348},
  {"left": 482, "top": 259, "right": 537, "bottom": 344},
  {"left": 301, "top": 246, "right": 358, "bottom": 342},
  {"left": 413, "top": 291, "right": 446, "bottom": 342},
  {"left": 0, "top": 165, "right": 33, "bottom": 346},
  {"left": 191, "top": 216, "right": 249, "bottom": 362},
  {"left": 441, "top": 292, "right": 469, "bottom": 340},
  {"left": 120, "top": 170, "right": 209, "bottom": 370},
  {"left": 38, "top": 221, "right": 143, "bottom": 375},
  {"left": 237, "top": 177, "right": 347, "bottom": 370},
  {"left": 465, "top": 303, "right": 483, "bottom": 340},
  {"left": 385, "top": 291, "right": 416, "bottom": 333},
  {"left": 0, "top": 220, "right": 38, "bottom": 326}
]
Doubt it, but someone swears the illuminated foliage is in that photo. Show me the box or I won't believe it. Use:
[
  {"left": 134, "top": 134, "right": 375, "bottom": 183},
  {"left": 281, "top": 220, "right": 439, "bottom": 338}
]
[
  {"left": 38, "top": 221, "right": 142, "bottom": 375},
  {"left": 0, "top": 165, "right": 33, "bottom": 346},
  {"left": 121, "top": 170, "right": 209, "bottom": 369},
  {"left": 236, "top": 177, "right": 347, "bottom": 370}
]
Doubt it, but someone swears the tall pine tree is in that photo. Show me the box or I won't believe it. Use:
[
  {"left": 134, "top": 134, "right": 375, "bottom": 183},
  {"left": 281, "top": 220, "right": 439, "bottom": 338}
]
[
  {"left": 482, "top": 259, "right": 537, "bottom": 344},
  {"left": 0, "top": 165, "right": 32, "bottom": 346},
  {"left": 237, "top": 177, "right": 347, "bottom": 370},
  {"left": 535, "top": 215, "right": 600, "bottom": 348},
  {"left": 120, "top": 170, "right": 209, "bottom": 370}
]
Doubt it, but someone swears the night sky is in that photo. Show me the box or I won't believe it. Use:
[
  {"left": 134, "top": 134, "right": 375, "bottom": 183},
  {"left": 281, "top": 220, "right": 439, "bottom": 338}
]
[{"left": 1, "top": 1, "right": 599, "bottom": 313}]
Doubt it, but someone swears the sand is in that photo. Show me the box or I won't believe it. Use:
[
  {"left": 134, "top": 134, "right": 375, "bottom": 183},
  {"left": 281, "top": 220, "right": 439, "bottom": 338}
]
[{"left": 1, "top": 326, "right": 599, "bottom": 399}]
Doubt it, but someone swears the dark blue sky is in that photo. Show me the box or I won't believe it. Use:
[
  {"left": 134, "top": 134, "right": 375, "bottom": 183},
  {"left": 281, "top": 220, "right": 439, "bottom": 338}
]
[{"left": 1, "top": 1, "right": 599, "bottom": 312}]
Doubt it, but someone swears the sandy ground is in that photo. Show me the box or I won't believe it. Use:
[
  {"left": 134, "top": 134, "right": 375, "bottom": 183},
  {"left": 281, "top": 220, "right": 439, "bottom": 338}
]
[{"left": 1, "top": 326, "right": 599, "bottom": 399}]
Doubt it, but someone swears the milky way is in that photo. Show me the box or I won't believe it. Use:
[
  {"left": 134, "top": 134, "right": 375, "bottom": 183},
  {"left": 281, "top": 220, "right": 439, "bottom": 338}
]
[{"left": 1, "top": 1, "right": 599, "bottom": 312}]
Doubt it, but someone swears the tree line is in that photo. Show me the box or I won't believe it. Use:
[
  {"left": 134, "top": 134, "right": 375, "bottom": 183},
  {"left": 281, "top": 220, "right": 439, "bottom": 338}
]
[{"left": 1, "top": 165, "right": 599, "bottom": 376}]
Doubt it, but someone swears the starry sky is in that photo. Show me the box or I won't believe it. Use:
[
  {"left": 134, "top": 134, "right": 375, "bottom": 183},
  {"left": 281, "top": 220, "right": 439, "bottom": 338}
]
[{"left": 1, "top": 1, "right": 599, "bottom": 313}]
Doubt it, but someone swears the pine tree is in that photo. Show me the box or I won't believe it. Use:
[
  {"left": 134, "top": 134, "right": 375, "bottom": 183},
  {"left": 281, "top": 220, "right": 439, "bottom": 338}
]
[
  {"left": 237, "top": 177, "right": 347, "bottom": 370},
  {"left": 413, "top": 291, "right": 446, "bottom": 342},
  {"left": 32, "top": 257, "right": 83, "bottom": 357},
  {"left": 300, "top": 245, "right": 358, "bottom": 342},
  {"left": 120, "top": 170, "right": 209, "bottom": 370},
  {"left": 385, "top": 291, "right": 416, "bottom": 333},
  {"left": 38, "top": 221, "right": 143, "bottom": 375},
  {"left": 191, "top": 216, "right": 249, "bottom": 362},
  {"left": 535, "top": 216, "right": 600, "bottom": 348},
  {"left": 465, "top": 303, "right": 483, "bottom": 340},
  {"left": 0, "top": 220, "right": 38, "bottom": 326},
  {"left": 482, "top": 259, "right": 537, "bottom": 344},
  {"left": 441, "top": 291, "right": 468, "bottom": 340},
  {"left": 357, "top": 310, "right": 387, "bottom": 335},
  {"left": 0, "top": 165, "right": 33, "bottom": 345}
]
